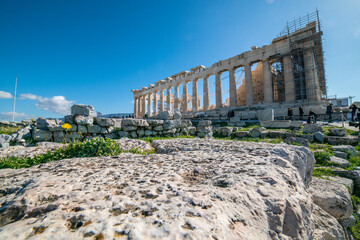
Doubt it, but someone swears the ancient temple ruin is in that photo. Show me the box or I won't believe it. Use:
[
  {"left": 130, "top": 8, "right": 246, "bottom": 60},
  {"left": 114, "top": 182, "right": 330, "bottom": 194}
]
[{"left": 132, "top": 11, "right": 327, "bottom": 119}]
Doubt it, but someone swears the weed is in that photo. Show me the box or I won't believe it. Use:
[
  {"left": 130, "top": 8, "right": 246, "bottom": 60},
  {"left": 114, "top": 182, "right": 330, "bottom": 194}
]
[
  {"left": 312, "top": 168, "right": 334, "bottom": 178},
  {"left": 0, "top": 126, "right": 21, "bottom": 135}
]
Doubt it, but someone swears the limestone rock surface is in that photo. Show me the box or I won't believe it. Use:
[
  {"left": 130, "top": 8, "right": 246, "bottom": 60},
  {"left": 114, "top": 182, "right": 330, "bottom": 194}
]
[
  {"left": 309, "top": 177, "right": 353, "bottom": 220},
  {"left": 303, "top": 124, "right": 323, "bottom": 134},
  {"left": 71, "top": 104, "right": 95, "bottom": 116},
  {"left": 0, "top": 139, "right": 319, "bottom": 239}
]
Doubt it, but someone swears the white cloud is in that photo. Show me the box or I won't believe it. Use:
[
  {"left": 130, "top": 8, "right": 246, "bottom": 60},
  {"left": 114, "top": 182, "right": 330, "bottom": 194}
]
[
  {"left": 0, "top": 91, "right": 13, "bottom": 99},
  {"left": 265, "top": 0, "right": 274, "bottom": 3},
  {"left": 35, "top": 96, "right": 73, "bottom": 115},
  {"left": 20, "top": 93, "right": 74, "bottom": 115},
  {"left": 0, "top": 112, "right": 34, "bottom": 120},
  {"left": 20, "top": 93, "right": 40, "bottom": 100}
]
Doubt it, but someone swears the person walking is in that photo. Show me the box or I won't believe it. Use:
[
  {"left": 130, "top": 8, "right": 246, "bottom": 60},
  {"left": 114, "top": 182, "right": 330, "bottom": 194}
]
[
  {"left": 326, "top": 103, "right": 334, "bottom": 122},
  {"left": 299, "top": 106, "right": 304, "bottom": 120},
  {"left": 350, "top": 104, "right": 358, "bottom": 122},
  {"left": 309, "top": 108, "right": 318, "bottom": 123}
]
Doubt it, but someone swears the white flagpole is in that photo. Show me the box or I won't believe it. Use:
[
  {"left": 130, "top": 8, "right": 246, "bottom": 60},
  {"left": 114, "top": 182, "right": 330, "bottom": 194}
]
[{"left": 12, "top": 77, "right": 17, "bottom": 122}]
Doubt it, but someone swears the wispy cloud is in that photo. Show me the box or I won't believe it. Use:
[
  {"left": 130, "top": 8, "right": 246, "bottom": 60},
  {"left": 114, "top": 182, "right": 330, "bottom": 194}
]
[
  {"left": 0, "top": 91, "right": 13, "bottom": 99},
  {"left": 20, "top": 93, "right": 74, "bottom": 115},
  {"left": 20, "top": 93, "right": 40, "bottom": 100},
  {"left": 265, "top": 0, "right": 274, "bottom": 3},
  {"left": 0, "top": 112, "right": 34, "bottom": 120}
]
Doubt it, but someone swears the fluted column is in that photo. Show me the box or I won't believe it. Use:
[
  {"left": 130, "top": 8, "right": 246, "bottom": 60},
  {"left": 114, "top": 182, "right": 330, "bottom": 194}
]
[
  {"left": 203, "top": 76, "right": 209, "bottom": 111},
  {"left": 153, "top": 92, "right": 157, "bottom": 116},
  {"left": 229, "top": 68, "right": 237, "bottom": 107},
  {"left": 262, "top": 59, "right": 273, "bottom": 103},
  {"left": 192, "top": 79, "right": 198, "bottom": 112},
  {"left": 134, "top": 97, "right": 137, "bottom": 118},
  {"left": 182, "top": 82, "right": 188, "bottom": 112},
  {"left": 215, "top": 72, "right": 222, "bottom": 109},
  {"left": 147, "top": 94, "right": 151, "bottom": 116},
  {"left": 304, "top": 49, "right": 321, "bottom": 102},
  {"left": 142, "top": 95, "right": 146, "bottom": 117},
  {"left": 159, "top": 90, "right": 164, "bottom": 112},
  {"left": 244, "top": 63, "right": 254, "bottom": 106},
  {"left": 166, "top": 88, "right": 171, "bottom": 111},
  {"left": 283, "top": 55, "right": 295, "bottom": 102},
  {"left": 174, "top": 85, "right": 179, "bottom": 111},
  {"left": 137, "top": 96, "right": 141, "bottom": 118}
]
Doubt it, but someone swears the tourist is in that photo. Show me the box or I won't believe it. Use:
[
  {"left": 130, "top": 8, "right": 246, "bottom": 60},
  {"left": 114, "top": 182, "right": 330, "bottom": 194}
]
[
  {"left": 307, "top": 115, "right": 313, "bottom": 124},
  {"left": 326, "top": 103, "right": 333, "bottom": 122},
  {"left": 287, "top": 108, "right": 294, "bottom": 120},
  {"left": 309, "top": 108, "right": 318, "bottom": 123},
  {"left": 299, "top": 106, "right": 304, "bottom": 120},
  {"left": 350, "top": 104, "right": 358, "bottom": 121}
]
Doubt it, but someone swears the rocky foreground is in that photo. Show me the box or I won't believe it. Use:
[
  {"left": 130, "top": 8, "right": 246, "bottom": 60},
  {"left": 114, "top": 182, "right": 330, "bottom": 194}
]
[{"left": 0, "top": 139, "right": 352, "bottom": 239}]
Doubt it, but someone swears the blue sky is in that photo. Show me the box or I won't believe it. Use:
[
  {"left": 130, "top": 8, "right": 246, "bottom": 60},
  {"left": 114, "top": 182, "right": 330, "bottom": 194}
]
[{"left": 0, "top": 0, "right": 359, "bottom": 120}]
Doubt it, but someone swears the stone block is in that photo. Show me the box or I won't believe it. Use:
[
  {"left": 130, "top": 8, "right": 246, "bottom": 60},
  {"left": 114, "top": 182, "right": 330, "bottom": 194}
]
[
  {"left": 77, "top": 125, "right": 87, "bottom": 133},
  {"left": 303, "top": 124, "right": 323, "bottom": 134},
  {"left": 313, "top": 132, "right": 325, "bottom": 143},
  {"left": 328, "top": 176, "right": 354, "bottom": 194},
  {"left": 153, "top": 126, "right": 163, "bottom": 131},
  {"left": 197, "top": 120, "right": 212, "bottom": 127},
  {"left": 329, "top": 128, "right": 346, "bottom": 137},
  {"left": 164, "top": 120, "right": 181, "bottom": 130},
  {"left": 94, "top": 117, "right": 115, "bottom": 127},
  {"left": 290, "top": 121, "right": 303, "bottom": 128},
  {"left": 155, "top": 111, "right": 174, "bottom": 120},
  {"left": 88, "top": 125, "right": 107, "bottom": 134},
  {"left": 123, "top": 125, "right": 137, "bottom": 131},
  {"left": 260, "top": 120, "right": 291, "bottom": 129},
  {"left": 257, "top": 109, "right": 274, "bottom": 121},
  {"left": 174, "top": 111, "right": 182, "bottom": 120},
  {"left": 328, "top": 136, "right": 358, "bottom": 146},
  {"left": 284, "top": 137, "right": 309, "bottom": 147},
  {"left": 130, "top": 131, "right": 137, "bottom": 138},
  {"left": 329, "top": 156, "right": 350, "bottom": 168},
  {"left": 36, "top": 117, "right": 57, "bottom": 130},
  {"left": 33, "top": 129, "right": 52, "bottom": 142},
  {"left": 48, "top": 125, "right": 63, "bottom": 132},
  {"left": 136, "top": 129, "right": 145, "bottom": 137},
  {"left": 333, "top": 151, "right": 348, "bottom": 159},
  {"left": 235, "top": 131, "right": 249, "bottom": 138},
  {"left": 122, "top": 119, "right": 149, "bottom": 127},
  {"left": 269, "top": 131, "right": 289, "bottom": 139},
  {"left": 64, "top": 115, "right": 74, "bottom": 124},
  {"left": 0, "top": 134, "right": 12, "bottom": 148},
  {"left": 144, "top": 130, "right": 152, "bottom": 136},
  {"left": 249, "top": 127, "right": 265, "bottom": 138},
  {"left": 74, "top": 115, "right": 93, "bottom": 125},
  {"left": 147, "top": 119, "right": 164, "bottom": 126},
  {"left": 332, "top": 145, "right": 358, "bottom": 156},
  {"left": 113, "top": 119, "right": 122, "bottom": 128},
  {"left": 71, "top": 104, "right": 95, "bottom": 116},
  {"left": 53, "top": 131, "right": 67, "bottom": 143},
  {"left": 118, "top": 131, "right": 128, "bottom": 138}
]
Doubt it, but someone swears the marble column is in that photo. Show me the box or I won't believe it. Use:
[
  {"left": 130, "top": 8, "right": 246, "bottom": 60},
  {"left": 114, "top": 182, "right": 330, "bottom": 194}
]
[
  {"left": 203, "top": 76, "right": 209, "bottom": 111},
  {"left": 192, "top": 79, "right": 198, "bottom": 112},
  {"left": 142, "top": 95, "right": 146, "bottom": 117},
  {"left": 215, "top": 72, "right": 222, "bottom": 109},
  {"left": 304, "top": 49, "right": 321, "bottom": 102},
  {"left": 153, "top": 92, "right": 157, "bottom": 116},
  {"left": 262, "top": 59, "right": 274, "bottom": 103},
  {"left": 134, "top": 97, "right": 137, "bottom": 118},
  {"left": 166, "top": 88, "right": 171, "bottom": 111},
  {"left": 283, "top": 55, "right": 295, "bottom": 102},
  {"left": 228, "top": 68, "right": 237, "bottom": 107},
  {"left": 137, "top": 96, "right": 141, "bottom": 118},
  {"left": 147, "top": 94, "right": 151, "bottom": 116},
  {"left": 174, "top": 85, "right": 179, "bottom": 111},
  {"left": 159, "top": 90, "right": 164, "bottom": 112},
  {"left": 182, "top": 82, "right": 188, "bottom": 112},
  {"left": 244, "top": 63, "right": 254, "bottom": 106}
]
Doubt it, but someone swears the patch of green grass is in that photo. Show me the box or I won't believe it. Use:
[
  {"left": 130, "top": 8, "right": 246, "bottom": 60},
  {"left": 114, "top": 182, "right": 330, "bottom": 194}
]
[
  {"left": 309, "top": 143, "right": 333, "bottom": 152},
  {"left": 313, "top": 151, "right": 337, "bottom": 166},
  {"left": 350, "top": 213, "right": 360, "bottom": 239},
  {"left": 345, "top": 155, "right": 360, "bottom": 170},
  {"left": 139, "top": 135, "right": 194, "bottom": 144},
  {"left": 312, "top": 168, "right": 334, "bottom": 178},
  {"left": 0, "top": 137, "right": 155, "bottom": 169},
  {"left": 0, "top": 126, "right": 21, "bottom": 135},
  {"left": 238, "top": 123, "right": 260, "bottom": 131}
]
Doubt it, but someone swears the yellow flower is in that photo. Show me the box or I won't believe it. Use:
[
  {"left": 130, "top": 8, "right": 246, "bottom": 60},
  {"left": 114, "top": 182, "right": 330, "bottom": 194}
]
[{"left": 61, "top": 123, "right": 72, "bottom": 130}]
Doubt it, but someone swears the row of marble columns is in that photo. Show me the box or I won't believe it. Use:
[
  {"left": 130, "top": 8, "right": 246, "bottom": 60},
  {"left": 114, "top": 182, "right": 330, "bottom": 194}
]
[{"left": 134, "top": 50, "right": 320, "bottom": 118}]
